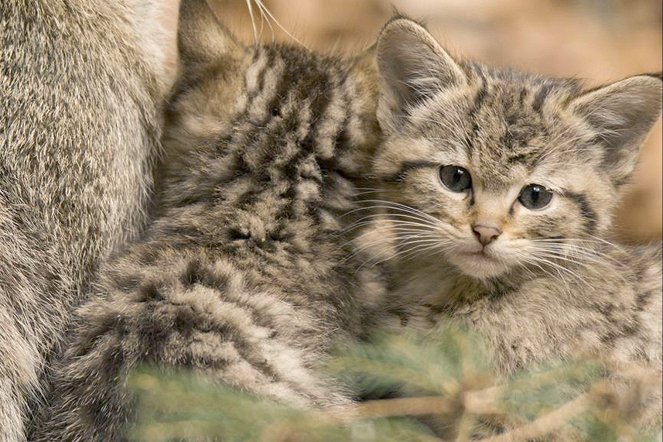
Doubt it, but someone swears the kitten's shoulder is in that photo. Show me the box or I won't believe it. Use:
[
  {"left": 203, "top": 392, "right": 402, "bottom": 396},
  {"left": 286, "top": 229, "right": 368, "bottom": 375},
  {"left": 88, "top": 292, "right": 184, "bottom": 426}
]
[
  {"left": 627, "top": 241, "right": 662, "bottom": 271},
  {"left": 625, "top": 241, "right": 662, "bottom": 316}
]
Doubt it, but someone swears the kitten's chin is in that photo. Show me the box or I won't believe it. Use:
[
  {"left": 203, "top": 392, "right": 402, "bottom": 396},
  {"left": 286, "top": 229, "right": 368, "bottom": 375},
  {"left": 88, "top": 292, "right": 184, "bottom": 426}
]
[{"left": 447, "top": 252, "right": 511, "bottom": 280}]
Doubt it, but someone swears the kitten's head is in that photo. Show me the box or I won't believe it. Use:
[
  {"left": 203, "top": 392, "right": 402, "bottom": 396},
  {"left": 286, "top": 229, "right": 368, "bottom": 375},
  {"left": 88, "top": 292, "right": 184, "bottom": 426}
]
[
  {"left": 161, "top": 0, "right": 379, "bottom": 210},
  {"left": 372, "top": 17, "right": 662, "bottom": 280}
]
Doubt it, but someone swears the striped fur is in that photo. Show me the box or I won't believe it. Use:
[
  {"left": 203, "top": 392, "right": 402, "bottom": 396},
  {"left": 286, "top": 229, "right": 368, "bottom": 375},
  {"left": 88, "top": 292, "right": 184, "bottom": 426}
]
[
  {"left": 365, "top": 18, "right": 662, "bottom": 434},
  {"left": 35, "top": 10, "right": 662, "bottom": 439},
  {"left": 33, "top": 1, "right": 383, "bottom": 440}
]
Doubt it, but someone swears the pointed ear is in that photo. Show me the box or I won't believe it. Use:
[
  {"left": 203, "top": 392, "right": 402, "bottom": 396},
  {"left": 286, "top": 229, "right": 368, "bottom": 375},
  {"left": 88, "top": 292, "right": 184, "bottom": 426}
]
[
  {"left": 571, "top": 74, "right": 662, "bottom": 184},
  {"left": 376, "top": 17, "right": 467, "bottom": 130},
  {"left": 177, "top": 0, "right": 242, "bottom": 72}
]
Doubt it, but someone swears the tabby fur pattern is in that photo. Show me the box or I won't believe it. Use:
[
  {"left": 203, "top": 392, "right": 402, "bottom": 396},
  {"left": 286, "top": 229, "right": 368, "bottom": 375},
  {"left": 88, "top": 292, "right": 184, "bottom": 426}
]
[
  {"left": 34, "top": 1, "right": 383, "bottom": 439},
  {"left": 364, "top": 18, "right": 663, "bottom": 432}
]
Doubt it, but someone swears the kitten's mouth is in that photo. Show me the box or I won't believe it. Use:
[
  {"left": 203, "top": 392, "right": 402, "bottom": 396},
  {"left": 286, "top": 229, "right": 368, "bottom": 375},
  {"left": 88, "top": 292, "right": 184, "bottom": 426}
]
[
  {"left": 469, "top": 253, "right": 498, "bottom": 266},
  {"left": 451, "top": 249, "right": 509, "bottom": 279},
  {"left": 463, "top": 248, "right": 496, "bottom": 260}
]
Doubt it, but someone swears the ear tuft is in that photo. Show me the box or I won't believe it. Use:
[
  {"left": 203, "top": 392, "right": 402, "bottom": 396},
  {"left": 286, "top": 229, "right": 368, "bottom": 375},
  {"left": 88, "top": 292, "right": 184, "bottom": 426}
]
[
  {"left": 571, "top": 74, "right": 662, "bottom": 184},
  {"left": 376, "top": 17, "right": 466, "bottom": 130},
  {"left": 178, "top": 0, "right": 241, "bottom": 69}
]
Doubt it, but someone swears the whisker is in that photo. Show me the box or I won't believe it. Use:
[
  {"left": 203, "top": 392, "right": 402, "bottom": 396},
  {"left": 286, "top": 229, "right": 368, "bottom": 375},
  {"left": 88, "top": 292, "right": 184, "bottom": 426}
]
[
  {"left": 530, "top": 239, "right": 625, "bottom": 267},
  {"left": 252, "top": 0, "right": 308, "bottom": 48},
  {"left": 354, "top": 199, "right": 441, "bottom": 224},
  {"left": 360, "top": 241, "right": 447, "bottom": 270},
  {"left": 244, "top": 0, "right": 260, "bottom": 43},
  {"left": 344, "top": 212, "right": 439, "bottom": 228},
  {"left": 526, "top": 256, "right": 591, "bottom": 288}
]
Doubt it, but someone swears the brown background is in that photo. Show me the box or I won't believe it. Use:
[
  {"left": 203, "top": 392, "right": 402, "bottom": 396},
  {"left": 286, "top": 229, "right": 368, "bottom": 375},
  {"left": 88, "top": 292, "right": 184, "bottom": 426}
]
[{"left": 206, "top": 0, "right": 662, "bottom": 242}]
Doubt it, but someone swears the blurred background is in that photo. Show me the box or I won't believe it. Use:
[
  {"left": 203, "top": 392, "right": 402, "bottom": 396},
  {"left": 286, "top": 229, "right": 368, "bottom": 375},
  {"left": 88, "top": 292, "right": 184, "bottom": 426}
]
[{"left": 207, "top": 0, "right": 662, "bottom": 242}]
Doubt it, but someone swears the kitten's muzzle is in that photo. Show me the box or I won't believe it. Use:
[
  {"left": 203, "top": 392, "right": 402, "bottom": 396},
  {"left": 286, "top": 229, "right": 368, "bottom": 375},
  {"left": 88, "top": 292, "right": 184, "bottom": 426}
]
[{"left": 472, "top": 224, "right": 502, "bottom": 246}]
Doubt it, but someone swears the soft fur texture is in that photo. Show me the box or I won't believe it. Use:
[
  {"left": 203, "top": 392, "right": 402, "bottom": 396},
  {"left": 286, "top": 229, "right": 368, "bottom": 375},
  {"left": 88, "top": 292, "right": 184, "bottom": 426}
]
[
  {"left": 33, "top": 1, "right": 384, "bottom": 440},
  {"left": 32, "top": 9, "right": 662, "bottom": 440},
  {"left": 0, "top": 1, "right": 179, "bottom": 440},
  {"left": 362, "top": 18, "right": 663, "bottom": 432}
]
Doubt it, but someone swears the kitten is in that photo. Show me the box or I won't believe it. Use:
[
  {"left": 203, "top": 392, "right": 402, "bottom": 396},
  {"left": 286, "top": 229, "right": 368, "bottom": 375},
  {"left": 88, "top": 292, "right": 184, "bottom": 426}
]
[
  {"left": 33, "top": 1, "right": 384, "bottom": 439},
  {"left": 34, "top": 7, "right": 661, "bottom": 439},
  {"left": 363, "top": 17, "right": 662, "bottom": 431},
  {"left": 1, "top": 1, "right": 178, "bottom": 439}
]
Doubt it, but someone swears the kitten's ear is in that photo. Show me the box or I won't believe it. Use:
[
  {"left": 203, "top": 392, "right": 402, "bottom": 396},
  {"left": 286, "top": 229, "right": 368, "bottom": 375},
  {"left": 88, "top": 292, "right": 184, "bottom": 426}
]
[
  {"left": 571, "top": 73, "right": 662, "bottom": 184},
  {"left": 376, "top": 17, "right": 467, "bottom": 130},
  {"left": 178, "top": 0, "right": 242, "bottom": 72}
]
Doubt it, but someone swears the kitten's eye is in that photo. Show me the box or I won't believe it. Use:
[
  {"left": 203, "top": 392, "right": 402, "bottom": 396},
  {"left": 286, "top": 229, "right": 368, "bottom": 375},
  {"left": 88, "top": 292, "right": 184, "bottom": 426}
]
[
  {"left": 439, "top": 165, "right": 472, "bottom": 192},
  {"left": 518, "top": 184, "right": 553, "bottom": 210}
]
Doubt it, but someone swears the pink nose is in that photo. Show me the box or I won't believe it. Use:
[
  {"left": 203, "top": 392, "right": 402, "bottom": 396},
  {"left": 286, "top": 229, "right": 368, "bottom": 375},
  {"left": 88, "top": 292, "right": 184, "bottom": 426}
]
[{"left": 472, "top": 224, "right": 502, "bottom": 246}]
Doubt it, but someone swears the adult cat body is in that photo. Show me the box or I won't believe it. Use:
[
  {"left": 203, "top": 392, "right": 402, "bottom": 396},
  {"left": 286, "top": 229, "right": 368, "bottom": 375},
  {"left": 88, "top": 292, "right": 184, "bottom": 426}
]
[{"left": 0, "top": 0, "right": 179, "bottom": 439}]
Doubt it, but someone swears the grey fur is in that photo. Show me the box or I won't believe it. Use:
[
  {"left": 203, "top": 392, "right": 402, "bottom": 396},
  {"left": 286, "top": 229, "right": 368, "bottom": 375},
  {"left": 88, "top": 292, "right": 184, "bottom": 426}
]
[
  {"left": 0, "top": 0, "right": 177, "bottom": 440},
  {"left": 34, "top": 1, "right": 383, "bottom": 440}
]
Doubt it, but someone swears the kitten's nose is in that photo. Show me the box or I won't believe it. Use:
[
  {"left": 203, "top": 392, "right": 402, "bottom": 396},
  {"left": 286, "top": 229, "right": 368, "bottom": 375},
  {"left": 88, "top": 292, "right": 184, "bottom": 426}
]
[{"left": 472, "top": 224, "right": 502, "bottom": 246}]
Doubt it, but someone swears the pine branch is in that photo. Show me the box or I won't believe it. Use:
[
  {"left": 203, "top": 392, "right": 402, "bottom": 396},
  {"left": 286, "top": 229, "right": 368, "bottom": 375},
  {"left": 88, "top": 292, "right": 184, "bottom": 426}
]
[
  {"left": 480, "top": 392, "right": 591, "bottom": 442},
  {"left": 128, "top": 327, "right": 661, "bottom": 441}
]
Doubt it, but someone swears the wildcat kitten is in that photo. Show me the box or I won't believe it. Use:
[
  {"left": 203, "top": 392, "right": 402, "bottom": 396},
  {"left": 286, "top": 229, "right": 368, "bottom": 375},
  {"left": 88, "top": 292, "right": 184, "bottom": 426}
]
[
  {"left": 34, "top": 6, "right": 661, "bottom": 439},
  {"left": 1, "top": 1, "right": 179, "bottom": 440},
  {"left": 33, "top": 1, "right": 384, "bottom": 439},
  {"left": 363, "top": 17, "right": 662, "bottom": 431}
]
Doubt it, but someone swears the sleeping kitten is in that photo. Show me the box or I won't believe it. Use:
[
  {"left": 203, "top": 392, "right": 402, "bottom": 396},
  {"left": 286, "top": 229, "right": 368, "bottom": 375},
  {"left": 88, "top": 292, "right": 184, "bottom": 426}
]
[
  {"left": 364, "top": 17, "right": 662, "bottom": 430},
  {"left": 33, "top": 1, "right": 385, "bottom": 439}
]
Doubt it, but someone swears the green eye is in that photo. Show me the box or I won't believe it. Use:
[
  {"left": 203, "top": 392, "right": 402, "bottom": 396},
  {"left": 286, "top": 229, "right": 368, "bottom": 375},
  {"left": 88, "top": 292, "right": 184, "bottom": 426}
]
[
  {"left": 518, "top": 184, "right": 553, "bottom": 210},
  {"left": 439, "top": 165, "right": 472, "bottom": 193}
]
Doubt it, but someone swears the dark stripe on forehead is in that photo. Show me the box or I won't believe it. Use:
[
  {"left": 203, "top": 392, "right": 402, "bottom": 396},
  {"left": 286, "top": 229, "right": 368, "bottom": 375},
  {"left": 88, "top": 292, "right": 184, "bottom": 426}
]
[
  {"left": 532, "top": 83, "right": 553, "bottom": 113},
  {"left": 303, "top": 75, "right": 335, "bottom": 144},
  {"left": 327, "top": 69, "right": 354, "bottom": 155},
  {"left": 281, "top": 67, "right": 336, "bottom": 170},
  {"left": 505, "top": 152, "right": 532, "bottom": 165},
  {"left": 472, "top": 72, "right": 488, "bottom": 110},
  {"left": 241, "top": 49, "right": 271, "bottom": 101},
  {"left": 465, "top": 68, "right": 489, "bottom": 150},
  {"left": 264, "top": 59, "right": 291, "bottom": 122},
  {"left": 518, "top": 88, "right": 528, "bottom": 107},
  {"left": 565, "top": 191, "right": 597, "bottom": 234},
  {"left": 468, "top": 70, "right": 488, "bottom": 120},
  {"left": 276, "top": 63, "right": 342, "bottom": 223},
  {"left": 381, "top": 160, "right": 437, "bottom": 183}
]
